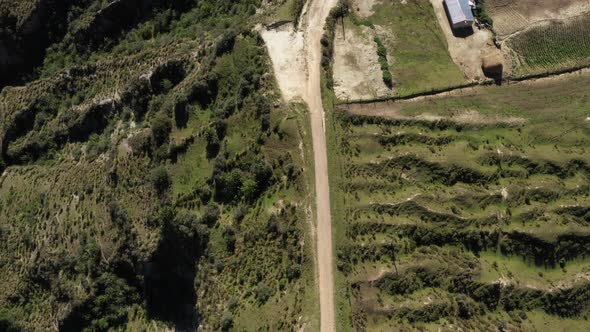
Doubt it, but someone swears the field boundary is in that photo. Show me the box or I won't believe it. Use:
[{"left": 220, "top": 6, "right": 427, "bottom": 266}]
[
  {"left": 335, "top": 65, "right": 590, "bottom": 107},
  {"left": 507, "top": 62, "right": 590, "bottom": 82}
]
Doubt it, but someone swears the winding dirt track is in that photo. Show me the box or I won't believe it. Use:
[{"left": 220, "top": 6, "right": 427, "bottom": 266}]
[{"left": 301, "top": 0, "right": 339, "bottom": 331}]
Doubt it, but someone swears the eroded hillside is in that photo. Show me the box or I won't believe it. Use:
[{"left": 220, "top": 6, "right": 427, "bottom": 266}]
[{"left": 0, "top": 0, "right": 319, "bottom": 330}]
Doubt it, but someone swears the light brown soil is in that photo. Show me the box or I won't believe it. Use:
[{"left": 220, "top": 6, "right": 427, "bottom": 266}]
[
  {"left": 333, "top": 24, "right": 392, "bottom": 101},
  {"left": 302, "top": 0, "right": 339, "bottom": 331},
  {"left": 429, "top": 0, "right": 500, "bottom": 81}
]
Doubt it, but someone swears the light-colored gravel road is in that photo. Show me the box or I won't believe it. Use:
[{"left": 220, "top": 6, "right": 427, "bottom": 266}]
[
  {"left": 260, "top": 0, "right": 339, "bottom": 331},
  {"left": 301, "top": 1, "right": 339, "bottom": 331}
]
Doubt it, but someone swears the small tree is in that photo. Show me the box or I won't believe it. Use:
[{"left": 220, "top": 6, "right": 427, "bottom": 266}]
[
  {"left": 255, "top": 282, "right": 272, "bottom": 304},
  {"left": 151, "top": 112, "right": 172, "bottom": 146},
  {"left": 151, "top": 166, "right": 171, "bottom": 195}
]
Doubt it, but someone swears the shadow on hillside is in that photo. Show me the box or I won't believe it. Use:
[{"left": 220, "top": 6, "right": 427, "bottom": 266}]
[{"left": 144, "top": 221, "right": 205, "bottom": 331}]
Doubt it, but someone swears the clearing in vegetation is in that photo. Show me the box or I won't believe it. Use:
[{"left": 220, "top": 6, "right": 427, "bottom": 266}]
[
  {"left": 428, "top": 0, "right": 500, "bottom": 82},
  {"left": 329, "top": 70, "right": 590, "bottom": 331}
]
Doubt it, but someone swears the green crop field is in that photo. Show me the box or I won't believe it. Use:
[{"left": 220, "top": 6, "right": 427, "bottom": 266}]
[
  {"left": 329, "top": 73, "right": 590, "bottom": 330},
  {"left": 507, "top": 14, "right": 590, "bottom": 77}
]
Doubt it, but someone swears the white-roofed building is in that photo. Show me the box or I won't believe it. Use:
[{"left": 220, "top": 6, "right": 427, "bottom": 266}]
[{"left": 444, "top": 0, "right": 474, "bottom": 30}]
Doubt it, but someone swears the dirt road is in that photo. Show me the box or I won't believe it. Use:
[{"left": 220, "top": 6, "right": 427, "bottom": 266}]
[
  {"left": 301, "top": 1, "right": 339, "bottom": 331},
  {"left": 260, "top": 0, "right": 339, "bottom": 331}
]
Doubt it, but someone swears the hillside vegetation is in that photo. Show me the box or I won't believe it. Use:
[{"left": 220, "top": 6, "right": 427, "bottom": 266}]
[
  {"left": 0, "top": 0, "right": 318, "bottom": 331},
  {"left": 329, "top": 74, "right": 590, "bottom": 330}
]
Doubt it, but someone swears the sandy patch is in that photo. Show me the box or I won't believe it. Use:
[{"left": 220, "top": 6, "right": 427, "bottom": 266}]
[
  {"left": 429, "top": 0, "right": 500, "bottom": 81},
  {"left": 350, "top": 0, "right": 383, "bottom": 18},
  {"left": 333, "top": 25, "right": 392, "bottom": 101},
  {"left": 258, "top": 23, "right": 307, "bottom": 101}
]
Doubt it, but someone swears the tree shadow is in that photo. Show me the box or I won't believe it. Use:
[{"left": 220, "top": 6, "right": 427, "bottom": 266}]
[{"left": 144, "top": 220, "right": 207, "bottom": 331}]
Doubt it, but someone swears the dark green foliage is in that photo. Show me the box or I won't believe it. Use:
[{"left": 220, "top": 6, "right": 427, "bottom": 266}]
[
  {"left": 201, "top": 203, "right": 220, "bottom": 226},
  {"left": 221, "top": 311, "right": 233, "bottom": 331},
  {"left": 0, "top": 309, "right": 21, "bottom": 332},
  {"left": 151, "top": 112, "right": 172, "bottom": 146},
  {"left": 146, "top": 206, "right": 209, "bottom": 328},
  {"left": 215, "top": 30, "right": 237, "bottom": 56},
  {"left": 374, "top": 36, "right": 393, "bottom": 89},
  {"left": 204, "top": 127, "right": 221, "bottom": 159},
  {"left": 61, "top": 273, "right": 141, "bottom": 332},
  {"left": 150, "top": 166, "right": 171, "bottom": 195}
]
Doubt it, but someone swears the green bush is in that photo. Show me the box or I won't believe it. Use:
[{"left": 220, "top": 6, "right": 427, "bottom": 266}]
[
  {"left": 373, "top": 36, "right": 393, "bottom": 89},
  {"left": 150, "top": 112, "right": 172, "bottom": 146},
  {"left": 255, "top": 282, "right": 272, "bottom": 304},
  {"left": 150, "top": 166, "right": 171, "bottom": 194}
]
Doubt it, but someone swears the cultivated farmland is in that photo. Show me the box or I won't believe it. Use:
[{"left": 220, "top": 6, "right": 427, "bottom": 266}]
[
  {"left": 506, "top": 14, "right": 590, "bottom": 77},
  {"left": 330, "top": 72, "right": 590, "bottom": 331},
  {"left": 485, "top": 0, "right": 590, "bottom": 37}
]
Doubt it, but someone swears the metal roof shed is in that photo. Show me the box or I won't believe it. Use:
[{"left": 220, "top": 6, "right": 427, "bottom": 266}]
[{"left": 444, "top": 0, "right": 474, "bottom": 29}]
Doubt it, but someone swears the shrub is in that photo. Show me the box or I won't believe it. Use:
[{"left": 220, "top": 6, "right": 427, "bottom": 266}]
[
  {"left": 474, "top": 1, "right": 493, "bottom": 26},
  {"left": 221, "top": 311, "right": 233, "bottom": 331},
  {"left": 215, "top": 30, "right": 237, "bottom": 56},
  {"left": 373, "top": 36, "right": 393, "bottom": 89},
  {"left": 202, "top": 203, "right": 220, "bottom": 226},
  {"left": 151, "top": 112, "right": 172, "bottom": 146},
  {"left": 255, "top": 282, "right": 272, "bottom": 304},
  {"left": 150, "top": 166, "right": 171, "bottom": 194}
]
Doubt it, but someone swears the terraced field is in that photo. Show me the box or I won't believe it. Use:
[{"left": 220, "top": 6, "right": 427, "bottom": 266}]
[
  {"left": 330, "top": 73, "right": 590, "bottom": 330},
  {"left": 506, "top": 14, "right": 590, "bottom": 77}
]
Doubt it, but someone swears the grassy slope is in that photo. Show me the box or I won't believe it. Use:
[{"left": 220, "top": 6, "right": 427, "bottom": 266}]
[{"left": 329, "top": 72, "right": 590, "bottom": 330}]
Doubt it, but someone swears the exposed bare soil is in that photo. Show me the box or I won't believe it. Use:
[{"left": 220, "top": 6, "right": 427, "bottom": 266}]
[
  {"left": 333, "top": 24, "right": 392, "bottom": 101},
  {"left": 258, "top": 23, "right": 307, "bottom": 101}
]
